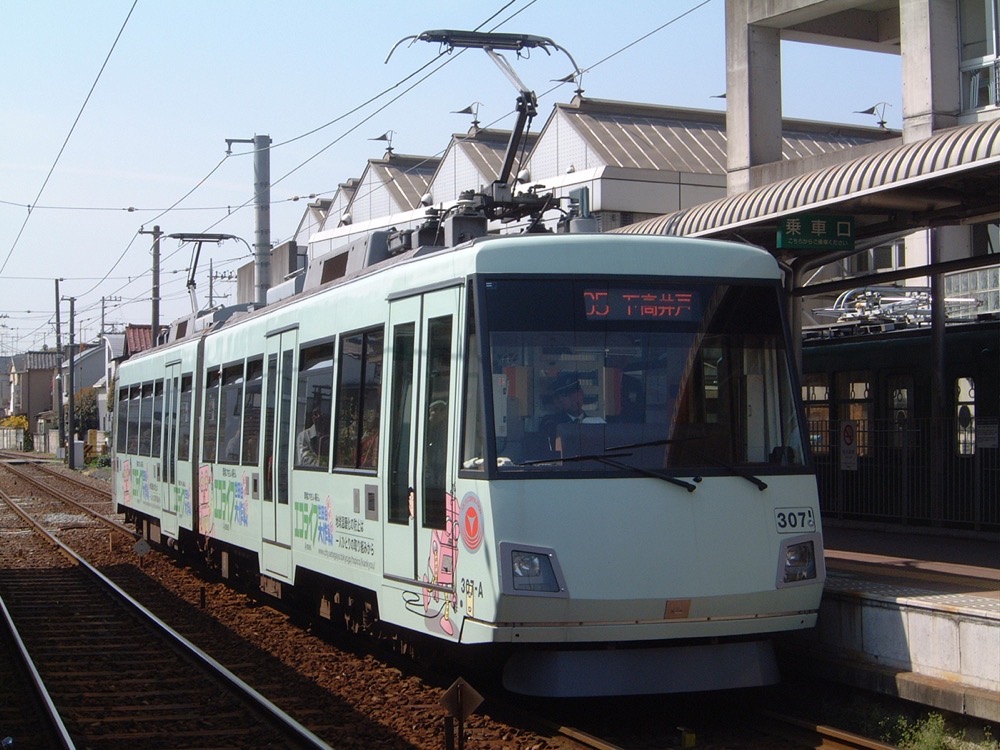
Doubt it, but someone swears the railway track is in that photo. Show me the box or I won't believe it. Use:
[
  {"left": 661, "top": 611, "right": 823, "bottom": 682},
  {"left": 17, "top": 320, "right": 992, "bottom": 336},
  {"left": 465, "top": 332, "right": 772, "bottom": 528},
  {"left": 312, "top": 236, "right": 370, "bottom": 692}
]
[
  {"left": 754, "top": 711, "right": 899, "bottom": 749},
  {"left": 0, "top": 458, "right": 900, "bottom": 749},
  {"left": 0, "top": 482, "right": 331, "bottom": 749}
]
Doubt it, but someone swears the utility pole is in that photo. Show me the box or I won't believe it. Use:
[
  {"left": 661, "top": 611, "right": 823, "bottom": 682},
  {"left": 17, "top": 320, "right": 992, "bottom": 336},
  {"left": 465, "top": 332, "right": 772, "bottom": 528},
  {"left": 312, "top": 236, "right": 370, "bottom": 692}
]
[
  {"left": 101, "top": 296, "right": 122, "bottom": 337},
  {"left": 225, "top": 135, "right": 271, "bottom": 307},
  {"left": 208, "top": 263, "right": 235, "bottom": 307},
  {"left": 63, "top": 296, "right": 76, "bottom": 470},
  {"left": 54, "top": 279, "right": 65, "bottom": 458},
  {"left": 139, "top": 225, "right": 162, "bottom": 340}
]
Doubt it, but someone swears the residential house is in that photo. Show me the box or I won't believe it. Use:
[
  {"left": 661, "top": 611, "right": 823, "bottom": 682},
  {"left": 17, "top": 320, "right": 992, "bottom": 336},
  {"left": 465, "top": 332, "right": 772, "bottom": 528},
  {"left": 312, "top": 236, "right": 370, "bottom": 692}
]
[{"left": 8, "top": 350, "right": 61, "bottom": 422}]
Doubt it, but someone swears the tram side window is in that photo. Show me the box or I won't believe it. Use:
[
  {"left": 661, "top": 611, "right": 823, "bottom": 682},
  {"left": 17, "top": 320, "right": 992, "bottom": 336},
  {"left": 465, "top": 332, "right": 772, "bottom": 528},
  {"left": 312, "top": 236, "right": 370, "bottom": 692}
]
[
  {"left": 242, "top": 359, "right": 263, "bottom": 466},
  {"left": 203, "top": 368, "right": 222, "bottom": 463},
  {"left": 115, "top": 387, "right": 129, "bottom": 453},
  {"left": 387, "top": 323, "right": 415, "bottom": 525},
  {"left": 461, "top": 296, "right": 485, "bottom": 472},
  {"left": 178, "top": 375, "right": 193, "bottom": 461},
  {"left": 334, "top": 328, "right": 384, "bottom": 471},
  {"left": 219, "top": 364, "right": 245, "bottom": 464},
  {"left": 138, "top": 383, "right": 154, "bottom": 455},
  {"left": 956, "top": 377, "right": 976, "bottom": 456},
  {"left": 802, "top": 373, "right": 831, "bottom": 455},
  {"left": 423, "top": 316, "right": 453, "bottom": 530},
  {"left": 836, "top": 372, "right": 871, "bottom": 457},
  {"left": 295, "top": 343, "right": 334, "bottom": 470},
  {"left": 150, "top": 380, "right": 163, "bottom": 458},
  {"left": 127, "top": 386, "right": 141, "bottom": 454}
]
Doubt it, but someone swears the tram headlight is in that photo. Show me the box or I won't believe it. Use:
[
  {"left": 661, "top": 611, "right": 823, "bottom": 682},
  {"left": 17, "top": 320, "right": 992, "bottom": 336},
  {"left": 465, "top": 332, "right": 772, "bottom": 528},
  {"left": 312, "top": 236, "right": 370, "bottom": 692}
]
[
  {"left": 499, "top": 542, "right": 568, "bottom": 597},
  {"left": 781, "top": 540, "right": 817, "bottom": 583},
  {"left": 510, "top": 549, "right": 560, "bottom": 593}
]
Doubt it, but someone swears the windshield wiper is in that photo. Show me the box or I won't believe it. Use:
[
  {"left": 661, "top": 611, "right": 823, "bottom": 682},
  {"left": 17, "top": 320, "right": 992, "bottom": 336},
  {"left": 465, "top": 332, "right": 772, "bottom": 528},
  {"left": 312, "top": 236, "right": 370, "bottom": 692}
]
[
  {"left": 607, "top": 438, "right": 768, "bottom": 491},
  {"left": 521, "top": 451, "right": 698, "bottom": 492}
]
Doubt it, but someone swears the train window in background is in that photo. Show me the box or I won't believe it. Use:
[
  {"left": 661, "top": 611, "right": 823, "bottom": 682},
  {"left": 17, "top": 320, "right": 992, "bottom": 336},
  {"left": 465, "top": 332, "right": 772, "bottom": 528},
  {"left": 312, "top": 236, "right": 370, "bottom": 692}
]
[
  {"left": 202, "top": 368, "right": 222, "bottom": 463},
  {"left": 801, "top": 373, "right": 831, "bottom": 455},
  {"left": 219, "top": 363, "right": 245, "bottom": 465},
  {"left": 127, "top": 386, "right": 141, "bottom": 454},
  {"left": 956, "top": 377, "right": 976, "bottom": 456},
  {"left": 138, "top": 382, "right": 154, "bottom": 456},
  {"left": 150, "top": 380, "right": 164, "bottom": 458},
  {"left": 334, "top": 328, "right": 384, "bottom": 471},
  {"left": 242, "top": 359, "right": 263, "bottom": 466},
  {"left": 294, "top": 343, "right": 334, "bottom": 470},
  {"left": 178, "top": 375, "right": 193, "bottom": 461},
  {"left": 888, "top": 375, "right": 913, "bottom": 449},
  {"left": 115, "top": 387, "right": 129, "bottom": 453},
  {"left": 836, "top": 372, "right": 871, "bottom": 457}
]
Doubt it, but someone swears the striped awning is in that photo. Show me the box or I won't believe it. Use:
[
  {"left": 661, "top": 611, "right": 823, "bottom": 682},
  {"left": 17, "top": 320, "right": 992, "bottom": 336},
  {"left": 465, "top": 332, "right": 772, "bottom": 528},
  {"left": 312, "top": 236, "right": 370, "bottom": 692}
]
[{"left": 614, "top": 118, "right": 1000, "bottom": 243}]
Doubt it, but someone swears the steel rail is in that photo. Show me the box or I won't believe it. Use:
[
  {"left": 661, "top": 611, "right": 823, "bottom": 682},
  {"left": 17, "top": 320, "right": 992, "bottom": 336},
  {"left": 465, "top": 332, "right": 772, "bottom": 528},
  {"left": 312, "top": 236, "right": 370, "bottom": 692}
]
[
  {"left": 33, "top": 461, "right": 113, "bottom": 499},
  {"left": 760, "top": 710, "right": 900, "bottom": 750},
  {"left": 0, "top": 461, "right": 135, "bottom": 539},
  {"left": 0, "top": 485, "right": 334, "bottom": 750},
  {"left": 0, "top": 484, "right": 77, "bottom": 748}
]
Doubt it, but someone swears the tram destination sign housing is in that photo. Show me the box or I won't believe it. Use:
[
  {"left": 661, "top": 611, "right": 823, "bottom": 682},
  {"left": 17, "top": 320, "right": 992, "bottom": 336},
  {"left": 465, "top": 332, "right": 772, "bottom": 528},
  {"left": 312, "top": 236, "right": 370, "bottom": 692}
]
[
  {"left": 583, "top": 287, "right": 701, "bottom": 321},
  {"left": 777, "top": 214, "right": 855, "bottom": 251}
]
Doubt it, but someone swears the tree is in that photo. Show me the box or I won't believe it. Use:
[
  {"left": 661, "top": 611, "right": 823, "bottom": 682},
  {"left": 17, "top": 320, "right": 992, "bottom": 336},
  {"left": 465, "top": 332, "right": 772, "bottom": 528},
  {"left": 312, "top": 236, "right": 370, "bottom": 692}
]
[{"left": 74, "top": 387, "right": 99, "bottom": 438}]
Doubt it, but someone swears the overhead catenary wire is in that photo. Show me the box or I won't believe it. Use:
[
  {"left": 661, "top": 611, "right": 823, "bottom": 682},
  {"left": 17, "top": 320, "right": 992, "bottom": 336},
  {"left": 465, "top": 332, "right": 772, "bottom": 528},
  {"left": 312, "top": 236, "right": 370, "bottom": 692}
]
[
  {"left": 0, "top": 0, "right": 138, "bottom": 278},
  {"left": 9, "top": 0, "right": 715, "bottom": 350}
]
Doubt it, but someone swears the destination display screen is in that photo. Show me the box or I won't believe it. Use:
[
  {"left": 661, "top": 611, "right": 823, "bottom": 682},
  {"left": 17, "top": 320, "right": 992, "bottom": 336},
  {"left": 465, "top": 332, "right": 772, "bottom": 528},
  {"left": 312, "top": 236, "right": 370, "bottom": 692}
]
[{"left": 583, "top": 288, "right": 701, "bottom": 322}]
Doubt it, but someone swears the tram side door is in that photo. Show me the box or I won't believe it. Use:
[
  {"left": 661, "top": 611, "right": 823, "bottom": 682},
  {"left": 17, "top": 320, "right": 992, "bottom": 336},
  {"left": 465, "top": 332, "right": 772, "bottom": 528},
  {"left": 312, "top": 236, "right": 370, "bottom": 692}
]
[
  {"left": 261, "top": 328, "right": 297, "bottom": 580},
  {"left": 160, "top": 361, "right": 181, "bottom": 539},
  {"left": 383, "top": 287, "right": 461, "bottom": 589}
]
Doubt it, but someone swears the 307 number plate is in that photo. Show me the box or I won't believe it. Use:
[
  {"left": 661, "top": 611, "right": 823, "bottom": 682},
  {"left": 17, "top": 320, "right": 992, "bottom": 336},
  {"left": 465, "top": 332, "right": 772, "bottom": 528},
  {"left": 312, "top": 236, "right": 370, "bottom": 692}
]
[{"left": 774, "top": 507, "right": 816, "bottom": 533}]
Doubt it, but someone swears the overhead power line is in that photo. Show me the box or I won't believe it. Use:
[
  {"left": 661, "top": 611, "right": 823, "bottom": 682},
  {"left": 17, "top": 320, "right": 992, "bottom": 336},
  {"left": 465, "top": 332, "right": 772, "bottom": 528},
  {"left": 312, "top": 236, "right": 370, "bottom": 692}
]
[{"left": 0, "top": 0, "right": 138, "bottom": 277}]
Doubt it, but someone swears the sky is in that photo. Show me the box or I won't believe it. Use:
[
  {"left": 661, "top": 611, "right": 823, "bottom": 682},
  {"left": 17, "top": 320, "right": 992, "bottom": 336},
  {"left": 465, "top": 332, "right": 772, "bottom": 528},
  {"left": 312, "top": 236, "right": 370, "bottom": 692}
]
[{"left": 0, "top": 0, "right": 903, "bottom": 354}]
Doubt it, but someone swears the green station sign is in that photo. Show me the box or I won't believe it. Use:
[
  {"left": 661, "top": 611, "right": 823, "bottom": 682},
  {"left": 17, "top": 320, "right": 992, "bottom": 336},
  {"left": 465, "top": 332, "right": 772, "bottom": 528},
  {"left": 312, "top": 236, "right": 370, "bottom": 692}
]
[{"left": 777, "top": 214, "right": 855, "bottom": 251}]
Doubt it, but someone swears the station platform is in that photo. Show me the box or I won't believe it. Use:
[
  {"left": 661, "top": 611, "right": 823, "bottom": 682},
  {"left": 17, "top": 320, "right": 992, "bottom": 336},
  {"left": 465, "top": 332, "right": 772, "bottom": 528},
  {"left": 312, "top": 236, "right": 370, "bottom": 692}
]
[{"left": 779, "top": 522, "right": 1000, "bottom": 723}]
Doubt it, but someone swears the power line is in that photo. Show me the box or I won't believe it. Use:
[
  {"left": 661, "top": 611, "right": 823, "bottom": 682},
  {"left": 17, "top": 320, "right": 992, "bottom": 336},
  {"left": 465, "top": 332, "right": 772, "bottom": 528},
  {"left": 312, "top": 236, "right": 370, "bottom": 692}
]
[{"left": 0, "top": 0, "right": 138, "bottom": 277}]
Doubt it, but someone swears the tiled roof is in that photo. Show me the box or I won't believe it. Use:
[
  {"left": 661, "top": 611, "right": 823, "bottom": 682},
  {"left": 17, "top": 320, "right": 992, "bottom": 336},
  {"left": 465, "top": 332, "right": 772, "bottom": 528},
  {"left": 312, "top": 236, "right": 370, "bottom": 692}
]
[
  {"left": 553, "top": 97, "right": 889, "bottom": 175},
  {"left": 455, "top": 127, "right": 538, "bottom": 182},
  {"left": 369, "top": 154, "right": 441, "bottom": 209},
  {"left": 23, "top": 351, "right": 61, "bottom": 371},
  {"left": 125, "top": 324, "right": 157, "bottom": 355}
]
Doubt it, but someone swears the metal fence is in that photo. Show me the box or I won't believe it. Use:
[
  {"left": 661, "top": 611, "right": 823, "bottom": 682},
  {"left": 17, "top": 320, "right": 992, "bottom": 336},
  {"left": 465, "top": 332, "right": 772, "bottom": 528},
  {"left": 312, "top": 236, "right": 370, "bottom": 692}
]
[
  {"left": 810, "top": 418, "right": 999, "bottom": 531},
  {"left": 0, "top": 428, "right": 25, "bottom": 450}
]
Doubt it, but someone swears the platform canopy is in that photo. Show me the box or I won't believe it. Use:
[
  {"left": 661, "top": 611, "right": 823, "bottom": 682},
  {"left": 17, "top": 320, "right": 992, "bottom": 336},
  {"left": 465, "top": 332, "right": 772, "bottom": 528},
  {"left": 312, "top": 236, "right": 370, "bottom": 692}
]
[{"left": 614, "top": 118, "right": 1000, "bottom": 256}]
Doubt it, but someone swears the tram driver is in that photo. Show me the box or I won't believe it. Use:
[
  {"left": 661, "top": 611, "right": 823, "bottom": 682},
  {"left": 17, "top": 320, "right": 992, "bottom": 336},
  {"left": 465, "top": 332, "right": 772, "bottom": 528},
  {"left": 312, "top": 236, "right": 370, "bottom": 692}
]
[{"left": 539, "top": 372, "right": 604, "bottom": 452}]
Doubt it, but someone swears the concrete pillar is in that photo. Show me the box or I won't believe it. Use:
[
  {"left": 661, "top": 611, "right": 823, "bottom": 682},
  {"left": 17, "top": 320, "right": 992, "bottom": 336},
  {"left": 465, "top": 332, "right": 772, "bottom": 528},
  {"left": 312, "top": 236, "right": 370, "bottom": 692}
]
[
  {"left": 900, "top": 0, "right": 961, "bottom": 141},
  {"left": 726, "top": 0, "right": 784, "bottom": 194}
]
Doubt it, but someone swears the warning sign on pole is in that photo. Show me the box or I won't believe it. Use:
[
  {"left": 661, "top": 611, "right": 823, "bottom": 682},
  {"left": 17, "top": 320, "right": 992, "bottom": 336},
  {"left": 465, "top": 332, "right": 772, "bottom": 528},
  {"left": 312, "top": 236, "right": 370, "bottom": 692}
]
[{"left": 840, "top": 420, "right": 858, "bottom": 471}]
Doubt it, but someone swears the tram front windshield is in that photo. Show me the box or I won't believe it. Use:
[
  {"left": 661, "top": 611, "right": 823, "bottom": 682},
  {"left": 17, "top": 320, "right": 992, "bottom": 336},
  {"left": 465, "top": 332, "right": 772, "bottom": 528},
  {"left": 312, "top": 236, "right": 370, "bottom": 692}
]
[{"left": 472, "top": 278, "right": 805, "bottom": 474}]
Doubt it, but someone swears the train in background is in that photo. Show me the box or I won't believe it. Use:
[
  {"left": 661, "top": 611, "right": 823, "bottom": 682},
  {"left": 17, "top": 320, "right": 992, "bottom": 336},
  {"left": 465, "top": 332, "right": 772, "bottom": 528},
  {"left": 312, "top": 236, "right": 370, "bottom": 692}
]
[{"left": 801, "top": 296, "right": 999, "bottom": 530}]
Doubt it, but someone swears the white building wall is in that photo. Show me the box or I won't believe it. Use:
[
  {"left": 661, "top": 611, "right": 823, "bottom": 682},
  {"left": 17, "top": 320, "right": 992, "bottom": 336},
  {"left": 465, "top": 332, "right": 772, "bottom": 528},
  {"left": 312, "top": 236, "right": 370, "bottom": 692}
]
[
  {"left": 528, "top": 113, "right": 601, "bottom": 182},
  {"left": 431, "top": 148, "right": 485, "bottom": 204},
  {"left": 348, "top": 171, "right": 394, "bottom": 224}
]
